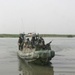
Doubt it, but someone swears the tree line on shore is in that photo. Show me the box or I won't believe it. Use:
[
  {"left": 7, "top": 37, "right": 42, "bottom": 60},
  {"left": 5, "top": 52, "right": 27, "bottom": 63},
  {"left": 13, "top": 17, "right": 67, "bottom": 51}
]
[{"left": 0, "top": 34, "right": 75, "bottom": 38}]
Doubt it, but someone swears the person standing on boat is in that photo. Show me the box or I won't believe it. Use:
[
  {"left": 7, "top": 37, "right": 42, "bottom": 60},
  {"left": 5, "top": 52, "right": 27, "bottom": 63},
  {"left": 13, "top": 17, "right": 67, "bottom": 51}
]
[
  {"left": 18, "top": 36, "right": 23, "bottom": 50},
  {"left": 18, "top": 33, "right": 25, "bottom": 50}
]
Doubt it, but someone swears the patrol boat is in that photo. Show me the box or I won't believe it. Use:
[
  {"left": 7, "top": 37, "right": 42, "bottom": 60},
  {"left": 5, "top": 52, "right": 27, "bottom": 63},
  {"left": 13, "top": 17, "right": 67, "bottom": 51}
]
[{"left": 17, "top": 33, "right": 55, "bottom": 64}]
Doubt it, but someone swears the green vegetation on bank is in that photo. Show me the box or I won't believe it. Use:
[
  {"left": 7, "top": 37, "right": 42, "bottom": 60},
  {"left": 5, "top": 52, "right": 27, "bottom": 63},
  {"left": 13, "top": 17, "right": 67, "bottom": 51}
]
[
  {"left": 0, "top": 34, "right": 19, "bottom": 38},
  {"left": 40, "top": 34, "right": 75, "bottom": 37},
  {"left": 0, "top": 34, "right": 75, "bottom": 38}
]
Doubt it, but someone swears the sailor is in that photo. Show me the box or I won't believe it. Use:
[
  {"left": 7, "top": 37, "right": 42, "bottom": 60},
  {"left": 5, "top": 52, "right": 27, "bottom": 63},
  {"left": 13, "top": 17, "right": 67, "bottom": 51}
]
[
  {"left": 18, "top": 33, "right": 25, "bottom": 50},
  {"left": 38, "top": 37, "right": 45, "bottom": 49},
  {"left": 20, "top": 33, "right": 25, "bottom": 42},
  {"left": 25, "top": 38, "right": 31, "bottom": 48},
  {"left": 31, "top": 33, "right": 36, "bottom": 48},
  {"left": 18, "top": 36, "right": 24, "bottom": 50}
]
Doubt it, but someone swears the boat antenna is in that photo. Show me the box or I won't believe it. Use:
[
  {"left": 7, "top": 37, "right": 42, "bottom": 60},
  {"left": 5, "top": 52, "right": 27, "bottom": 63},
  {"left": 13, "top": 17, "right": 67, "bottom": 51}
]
[{"left": 21, "top": 18, "right": 25, "bottom": 33}]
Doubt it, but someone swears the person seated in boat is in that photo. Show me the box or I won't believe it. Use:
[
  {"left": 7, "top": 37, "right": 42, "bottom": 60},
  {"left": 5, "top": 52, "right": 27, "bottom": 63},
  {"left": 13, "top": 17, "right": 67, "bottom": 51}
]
[
  {"left": 33, "top": 34, "right": 38, "bottom": 46},
  {"left": 39, "top": 37, "right": 45, "bottom": 49},
  {"left": 35, "top": 37, "right": 45, "bottom": 50},
  {"left": 24, "top": 38, "right": 31, "bottom": 48},
  {"left": 31, "top": 33, "right": 36, "bottom": 48}
]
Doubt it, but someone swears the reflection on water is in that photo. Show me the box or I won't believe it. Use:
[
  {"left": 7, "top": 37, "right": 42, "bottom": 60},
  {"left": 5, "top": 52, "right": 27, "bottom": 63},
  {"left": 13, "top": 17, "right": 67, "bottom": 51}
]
[{"left": 18, "top": 58, "right": 54, "bottom": 75}]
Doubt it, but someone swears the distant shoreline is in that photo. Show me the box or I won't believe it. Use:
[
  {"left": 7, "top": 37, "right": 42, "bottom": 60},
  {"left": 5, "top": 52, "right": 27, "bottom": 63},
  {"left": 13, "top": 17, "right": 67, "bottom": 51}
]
[{"left": 0, "top": 34, "right": 75, "bottom": 38}]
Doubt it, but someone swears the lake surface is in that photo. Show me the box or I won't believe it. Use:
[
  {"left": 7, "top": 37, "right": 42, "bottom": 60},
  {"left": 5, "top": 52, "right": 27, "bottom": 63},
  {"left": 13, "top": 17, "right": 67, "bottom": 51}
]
[{"left": 0, "top": 37, "right": 75, "bottom": 75}]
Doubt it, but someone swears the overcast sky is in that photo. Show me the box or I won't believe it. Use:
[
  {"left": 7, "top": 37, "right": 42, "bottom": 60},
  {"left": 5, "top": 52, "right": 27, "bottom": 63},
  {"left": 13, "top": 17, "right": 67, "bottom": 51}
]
[{"left": 0, "top": 0, "right": 75, "bottom": 34}]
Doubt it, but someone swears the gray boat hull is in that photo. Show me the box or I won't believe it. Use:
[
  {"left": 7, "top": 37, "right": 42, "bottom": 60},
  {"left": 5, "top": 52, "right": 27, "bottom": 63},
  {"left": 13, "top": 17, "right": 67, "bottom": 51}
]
[{"left": 17, "top": 48, "right": 55, "bottom": 64}]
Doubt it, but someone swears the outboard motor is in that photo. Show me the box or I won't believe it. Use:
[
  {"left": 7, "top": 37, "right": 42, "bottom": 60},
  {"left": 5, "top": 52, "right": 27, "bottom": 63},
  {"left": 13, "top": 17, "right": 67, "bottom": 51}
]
[{"left": 51, "top": 50, "right": 55, "bottom": 58}]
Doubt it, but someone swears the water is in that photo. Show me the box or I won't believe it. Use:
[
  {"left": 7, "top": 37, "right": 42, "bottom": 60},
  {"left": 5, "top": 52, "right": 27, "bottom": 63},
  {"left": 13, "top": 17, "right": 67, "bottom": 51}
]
[{"left": 0, "top": 37, "right": 75, "bottom": 75}]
